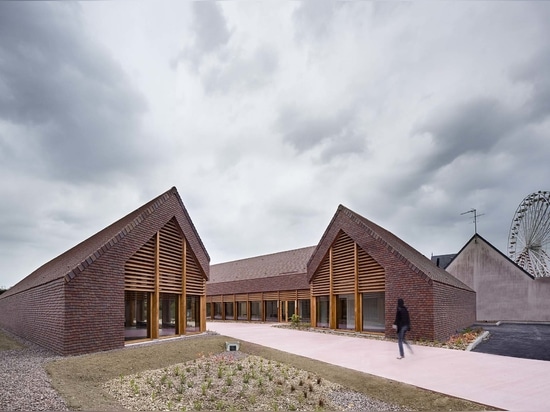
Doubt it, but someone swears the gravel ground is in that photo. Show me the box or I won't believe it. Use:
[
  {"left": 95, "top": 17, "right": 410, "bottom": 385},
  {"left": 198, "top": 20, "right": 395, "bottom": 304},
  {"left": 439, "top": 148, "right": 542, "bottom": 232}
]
[
  {"left": 104, "top": 351, "right": 407, "bottom": 411},
  {"left": 1, "top": 333, "right": 405, "bottom": 412},
  {"left": 0, "top": 334, "right": 68, "bottom": 411}
]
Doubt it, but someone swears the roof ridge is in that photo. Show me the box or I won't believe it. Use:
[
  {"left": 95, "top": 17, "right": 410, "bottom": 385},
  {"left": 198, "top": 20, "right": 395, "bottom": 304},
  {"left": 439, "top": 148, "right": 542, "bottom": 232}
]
[
  {"left": 338, "top": 205, "right": 473, "bottom": 291},
  {"left": 212, "top": 245, "right": 316, "bottom": 267},
  {"left": 63, "top": 188, "right": 174, "bottom": 283},
  {"left": 64, "top": 187, "right": 177, "bottom": 282}
]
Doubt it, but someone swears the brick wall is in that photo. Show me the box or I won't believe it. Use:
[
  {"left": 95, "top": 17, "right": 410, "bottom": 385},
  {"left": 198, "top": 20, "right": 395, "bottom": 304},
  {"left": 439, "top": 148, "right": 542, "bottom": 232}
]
[
  {"left": 0, "top": 191, "right": 208, "bottom": 356},
  {"left": 0, "top": 279, "right": 66, "bottom": 354},
  {"left": 308, "top": 208, "right": 475, "bottom": 342}
]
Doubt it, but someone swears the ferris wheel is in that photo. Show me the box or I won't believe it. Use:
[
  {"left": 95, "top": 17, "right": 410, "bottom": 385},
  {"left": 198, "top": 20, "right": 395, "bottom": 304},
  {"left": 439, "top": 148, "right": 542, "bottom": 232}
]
[{"left": 508, "top": 191, "right": 550, "bottom": 278}]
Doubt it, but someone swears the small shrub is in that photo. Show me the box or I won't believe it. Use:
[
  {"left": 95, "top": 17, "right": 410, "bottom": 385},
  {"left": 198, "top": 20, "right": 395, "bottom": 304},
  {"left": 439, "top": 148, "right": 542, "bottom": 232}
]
[{"left": 290, "top": 313, "right": 301, "bottom": 328}]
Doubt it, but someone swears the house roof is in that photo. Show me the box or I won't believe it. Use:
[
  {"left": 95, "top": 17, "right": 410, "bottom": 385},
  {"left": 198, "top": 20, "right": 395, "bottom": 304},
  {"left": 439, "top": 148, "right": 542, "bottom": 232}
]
[
  {"left": 207, "top": 273, "right": 310, "bottom": 295},
  {"left": 308, "top": 205, "right": 473, "bottom": 291},
  {"left": 209, "top": 246, "right": 316, "bottom": 284},
  {"left": 449, "top": 233, "right": 534, "bottom": 279},
  {"left": 431, "top": 254, "right": 456, "bottom": 269},
  {"left": 2, "top": 187, "right": 209, "bottom": 299}
]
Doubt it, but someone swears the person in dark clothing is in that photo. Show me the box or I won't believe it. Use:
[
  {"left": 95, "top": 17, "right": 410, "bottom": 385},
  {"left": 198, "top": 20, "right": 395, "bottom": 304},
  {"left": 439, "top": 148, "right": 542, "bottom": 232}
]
[{"left": 393, "top": 298, "right": 413, "bottom": 359}]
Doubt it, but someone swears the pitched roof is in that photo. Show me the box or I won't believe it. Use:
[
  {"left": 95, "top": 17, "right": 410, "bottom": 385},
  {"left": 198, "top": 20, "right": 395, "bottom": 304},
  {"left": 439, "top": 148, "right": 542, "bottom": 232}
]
[
  {"left": 209, "top": 246, "right": 316, "bottom": 284},
  {"left": 450, "top": 233, "right": 534, "bottom": 279},
  {"left": 431, "top": 254, "right": 456, "bottom": 269},
  {"left": 2, "top": 187, "right": 209, "bottom": 298},
  {"left": 308, "top": 205, "right": 473, "bottom": 291},
  {"left": 207, "top": 273, "right": 310, "bottom": 295}
]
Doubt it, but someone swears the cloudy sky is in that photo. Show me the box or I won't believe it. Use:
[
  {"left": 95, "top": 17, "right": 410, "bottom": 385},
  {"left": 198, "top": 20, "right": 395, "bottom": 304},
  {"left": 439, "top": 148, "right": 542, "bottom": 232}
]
[{"left": 1, "top": 2, "right": 550, "bottom": 288}]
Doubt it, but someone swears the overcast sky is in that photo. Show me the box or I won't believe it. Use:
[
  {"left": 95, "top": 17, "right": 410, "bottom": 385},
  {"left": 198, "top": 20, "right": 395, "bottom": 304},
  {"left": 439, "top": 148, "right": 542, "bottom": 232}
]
[{"left": 1, "top": 2, "right": 550, "bottom": 288}]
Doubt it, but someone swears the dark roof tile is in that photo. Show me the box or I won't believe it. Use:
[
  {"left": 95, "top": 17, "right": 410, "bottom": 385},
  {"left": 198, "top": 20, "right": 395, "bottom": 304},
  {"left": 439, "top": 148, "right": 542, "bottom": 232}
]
[{"left": 209, "top": 246, "right": 316, "bottom": 284}]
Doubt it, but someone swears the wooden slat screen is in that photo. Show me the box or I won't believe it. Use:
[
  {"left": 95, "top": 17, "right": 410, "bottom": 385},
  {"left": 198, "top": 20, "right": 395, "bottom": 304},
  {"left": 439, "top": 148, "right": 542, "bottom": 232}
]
[
  {"left": 312, "top": 254, "right": 330, "bottom": 296},
  {"left": 262, "top": 292, "right": 279, "bottom": 300},
  {"left": 235, "top": 294, "right": 248, "bottom": 301},
  {"left": 278, "top": 290, "right": 298, "bottom": 300},
  {"left": 185, "top": 243, "right": 205, "bottom": 295},
  {"left": 248, "top": 293, "right": 262, "bottom": 301},
  {"left": 297, "top": 290, "right": 310, "bottom": 300},
  {"left": 332, "top": 232, "right": 356, "bottom": 294},
  {"left": 159, "top": 219, "right": 183, "bottom": 293},
  {"left": 223, "top": 295, "right": 234, "bottom": 302},
  {"left": 210, "top": 295, "right": 223, "bottom": 303},
  {"left": 357, "top": 247, "right": 385, "bottom": 293},
  {"left": 125, "top": 235, "right": 156, "bottom": 292}
]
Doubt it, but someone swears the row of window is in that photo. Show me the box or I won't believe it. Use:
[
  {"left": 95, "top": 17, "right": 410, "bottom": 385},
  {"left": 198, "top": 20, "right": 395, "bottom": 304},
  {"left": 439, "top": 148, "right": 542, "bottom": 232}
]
[
  {"left": 124, "top": 291, "right": 202, "bottom": 341},
  {"left": 206, "top": 292, "right": 385, "bottom": 332},
  {"left": 207, "top": 299, "right": 311, "bottom": 322}
]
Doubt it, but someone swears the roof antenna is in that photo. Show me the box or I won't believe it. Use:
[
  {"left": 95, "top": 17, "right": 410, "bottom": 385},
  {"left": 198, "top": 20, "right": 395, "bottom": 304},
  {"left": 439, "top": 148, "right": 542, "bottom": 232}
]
[{"left": 461, "top": 209, "right": 485, "bottom": 239}]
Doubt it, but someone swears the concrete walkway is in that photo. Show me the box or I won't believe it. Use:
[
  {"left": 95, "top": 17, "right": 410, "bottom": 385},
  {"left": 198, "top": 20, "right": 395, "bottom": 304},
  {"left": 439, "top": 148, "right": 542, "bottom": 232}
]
[{"left": 206, "top": 322, "right": 549, "bottom": 411}]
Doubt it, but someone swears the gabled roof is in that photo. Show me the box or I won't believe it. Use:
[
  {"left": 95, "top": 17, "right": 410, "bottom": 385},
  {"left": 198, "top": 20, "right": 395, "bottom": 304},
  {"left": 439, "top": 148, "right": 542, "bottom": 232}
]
[
  {"left": 308, "top": 205, "right": 473, "bottom": 291},
  {"left": 209, "top": 246, "right": 316, "bottom": 284},
  {"left": 431, "top": 254, "right": 456, "bottom": 269},
  {"left": 449, "top": 233, "right": 534, "bottom": 279},
  {"left": 2, "top": 187, "right": 209, "bottom": 299}
]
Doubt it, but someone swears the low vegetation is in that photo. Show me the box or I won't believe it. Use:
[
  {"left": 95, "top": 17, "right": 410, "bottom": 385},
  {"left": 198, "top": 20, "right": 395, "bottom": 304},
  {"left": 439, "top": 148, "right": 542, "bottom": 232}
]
[{"left": 1, "top": 329, "right": 495, "bottom": 411}]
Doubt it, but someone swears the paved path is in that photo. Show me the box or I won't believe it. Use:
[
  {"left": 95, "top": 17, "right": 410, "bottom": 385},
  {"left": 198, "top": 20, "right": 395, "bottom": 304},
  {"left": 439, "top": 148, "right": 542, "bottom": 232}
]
[
  {"left": 472, "top": 323, "right": 550, "bottom": 361},
  {"left": 207, "top": 322, "right": 549, "bottom": 411}
]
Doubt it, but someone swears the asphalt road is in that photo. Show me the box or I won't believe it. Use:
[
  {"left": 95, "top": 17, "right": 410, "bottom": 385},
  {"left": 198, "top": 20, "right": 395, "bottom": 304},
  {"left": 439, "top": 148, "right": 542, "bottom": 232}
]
[{"left": 471, "top": 323, "right": 550, "bottom": 361}]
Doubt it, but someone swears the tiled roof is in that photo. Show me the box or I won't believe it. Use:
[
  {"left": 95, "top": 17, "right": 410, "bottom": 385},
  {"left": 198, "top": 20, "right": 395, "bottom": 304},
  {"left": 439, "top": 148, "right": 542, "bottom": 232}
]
[
  {"left": 308, "top": 205, "right": 473, "bottom": 291},
  {"left": 2, "top": 187, "right": 209, "bottom": 299},
  {"left": 207, "top": 273, "right": 310, "bottom": 295},
  {"left": 209, "top": 246, "right": 316, "bottom": 284},
  {"left": 431, "top": 254, "right": 456, "bottom": 269}
]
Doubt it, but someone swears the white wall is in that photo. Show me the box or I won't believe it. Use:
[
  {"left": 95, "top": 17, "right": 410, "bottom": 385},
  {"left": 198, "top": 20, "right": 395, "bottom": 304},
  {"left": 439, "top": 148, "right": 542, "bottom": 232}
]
[{"left": 446, "top": 236, "right": 550, "bottom": 322}]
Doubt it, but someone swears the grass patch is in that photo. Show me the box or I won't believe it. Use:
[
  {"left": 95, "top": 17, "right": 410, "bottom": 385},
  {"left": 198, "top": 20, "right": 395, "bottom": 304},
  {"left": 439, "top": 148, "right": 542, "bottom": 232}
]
[
  {"left": 45, "top": 334, "right": 497, "bottom": 411},
  {"left": 0, "top": 329, "right": 24, "bottom": 351}
]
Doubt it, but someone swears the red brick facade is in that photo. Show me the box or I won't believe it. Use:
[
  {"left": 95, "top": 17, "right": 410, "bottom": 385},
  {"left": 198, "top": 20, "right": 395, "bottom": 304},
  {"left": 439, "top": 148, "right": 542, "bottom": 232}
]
[
  {"left": 0, "top": 188, "right": 209, "bottom": 356},
  {"left": 308, "top": 205, "right": 476, "bottom": 342}
]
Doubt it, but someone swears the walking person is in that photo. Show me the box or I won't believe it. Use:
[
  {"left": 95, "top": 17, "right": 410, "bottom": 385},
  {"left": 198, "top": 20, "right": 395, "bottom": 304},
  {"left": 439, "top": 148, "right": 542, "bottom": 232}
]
[{"left": 393, "top": 298, "right": 413, "bottom": 359}]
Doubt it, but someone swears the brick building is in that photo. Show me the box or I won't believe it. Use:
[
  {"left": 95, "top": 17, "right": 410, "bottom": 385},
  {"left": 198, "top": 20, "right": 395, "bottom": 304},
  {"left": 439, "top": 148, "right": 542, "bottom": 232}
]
[
  {"left": 0, "top": 187, "right": 209, "bottom": 355},
  {"left": 207, "top": 204, "right": 476, "bottom": 342},
  {"left": 308, "top": 205, "right": 476, "bottom": 341},
  {"left": 206, "top": 247, "right": 315, "bottom": 323}
]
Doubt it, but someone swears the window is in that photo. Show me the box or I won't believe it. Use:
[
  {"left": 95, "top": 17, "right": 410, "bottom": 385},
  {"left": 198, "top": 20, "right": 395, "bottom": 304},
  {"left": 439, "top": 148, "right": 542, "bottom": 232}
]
[
  {"left": 265, "top": 300, "right": 278, "bottom": 321},
  {"left": 186, "top": 295, "right": 201, "bottom": 332},
  {"left": 362, "top": 292, "right": 385, "bottom": 331},
  {"left": 224, "top": 302, "right": 234, "bottom": 320},
  {"left": 337, "top": 294, "right": 355, "bottom": 330},
  {"left": 250, "top": 301, "right": 262, "bottom": 321},
  {"left": 124, "top": 291, "right": 149, "bottom": 341},
  {"left": 213, "top": 302, "right": 222, "bottom": 319},
  {"left": 316, "top": 296, "right": 329, "bottom": 328},
  {"left": 159, "top": 293, "right": 177, "bottom": 336},
  {"left": 298, "top": 299, "right": 311, "bottom": 322},
  {"left": 237, "top": 301, "right": 247, "bottom": 320}
]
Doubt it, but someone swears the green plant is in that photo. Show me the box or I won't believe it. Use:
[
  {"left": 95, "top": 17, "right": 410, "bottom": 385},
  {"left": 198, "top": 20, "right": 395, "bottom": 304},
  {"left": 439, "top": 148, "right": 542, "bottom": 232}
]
[{"left": 290, "top": 313, "right": 301, "bottom": 328}]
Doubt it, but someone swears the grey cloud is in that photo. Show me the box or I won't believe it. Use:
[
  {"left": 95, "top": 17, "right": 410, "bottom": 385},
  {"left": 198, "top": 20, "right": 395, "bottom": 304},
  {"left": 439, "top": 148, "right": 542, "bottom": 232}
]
[
  {"left": 174, "top": 2, "right": 231, "bottom": 71},
  {"left": 293, "top": 0, "right": 336, "bottom": 43},
  {"left": 191, "top": 2, "right": 231, "bottom": 54},
  {"left": 276, "top": 105, "right": 365, "bottom": 160},
  {"left": 414, "top": 98, "right": 515, "bottom": 173},
  {"left": 202, "top": 46, "right": 279, "bottom": 94},
  {"left": 512, "top": 45, "right": 550, "bottom": 124},
  {"left": 0, "top": 2, "right": 151, "bottom": 182}
]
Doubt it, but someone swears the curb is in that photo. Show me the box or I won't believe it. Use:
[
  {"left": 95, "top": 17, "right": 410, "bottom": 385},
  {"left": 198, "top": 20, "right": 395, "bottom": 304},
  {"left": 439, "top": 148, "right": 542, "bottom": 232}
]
[{"left": 466, "top": 331, "right": 490, "bottom": 351}]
